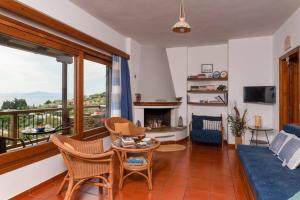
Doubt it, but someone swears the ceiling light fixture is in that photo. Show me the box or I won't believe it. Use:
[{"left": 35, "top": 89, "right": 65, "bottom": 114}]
[{"left": 172, "top": 0, "right": 191, "bottom": 33}]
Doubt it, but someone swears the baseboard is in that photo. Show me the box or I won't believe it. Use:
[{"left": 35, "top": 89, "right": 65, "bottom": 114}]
[
  {"left": 10, "top": 171, "right": 67, "bottom": 200},
  {"left": 223, "top": 140, "right": 235, "bottom": 149}
]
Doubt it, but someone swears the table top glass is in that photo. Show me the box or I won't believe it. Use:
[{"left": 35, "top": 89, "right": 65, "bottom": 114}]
[
  {"left": 248, "top": 126, "right": 273, "bottom": 131},
  {"left": 111, "top": 138, "right": 160, "bottom": 152},
  {"left": 22, "top": 127, "right": 56, "bottom": 135}
]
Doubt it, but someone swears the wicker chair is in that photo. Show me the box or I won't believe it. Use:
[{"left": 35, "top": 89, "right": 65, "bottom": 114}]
[
  {"left": 51, "top": 134, "right": 114, "bottom": 200},
  {"left": 105, "top": 117, "right": 146, "bottom": 141}
]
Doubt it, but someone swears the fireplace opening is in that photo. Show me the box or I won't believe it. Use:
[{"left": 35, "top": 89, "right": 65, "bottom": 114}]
[{"left": 144, "top": 108, "right": 171, "bottom": 128}]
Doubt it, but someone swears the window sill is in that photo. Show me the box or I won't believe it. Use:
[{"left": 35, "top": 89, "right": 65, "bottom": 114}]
[{"left": 0, "top": 142, "right": 59, "bottom": 175}]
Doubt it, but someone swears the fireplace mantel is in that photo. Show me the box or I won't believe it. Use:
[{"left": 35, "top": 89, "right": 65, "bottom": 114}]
[{"left": 133, "top": 101, "right": 182, "bottom": 107}]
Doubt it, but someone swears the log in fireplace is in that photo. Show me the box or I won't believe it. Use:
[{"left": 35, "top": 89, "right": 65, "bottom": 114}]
[{"left": 144, "top": 108, "right": 171, "bottom": 128}]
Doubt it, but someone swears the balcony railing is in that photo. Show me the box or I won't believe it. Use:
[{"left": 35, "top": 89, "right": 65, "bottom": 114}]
[{"left": 0, "top": 105, "right": 106, "bottom": 150}]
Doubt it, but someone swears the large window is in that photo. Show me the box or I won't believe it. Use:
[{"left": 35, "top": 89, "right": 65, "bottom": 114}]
[
  {"left": 0, "top": 34, "right": 75, "bottom": 153},
  {"left": 83, "top": 59, "right": 110, "bottom": 131},
  {"left": 0, "top": 11, "right": 114, "bottom": 174}
]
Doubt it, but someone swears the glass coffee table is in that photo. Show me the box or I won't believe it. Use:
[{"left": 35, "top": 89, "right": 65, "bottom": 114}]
[{"left": 111, "top": 138, "right": 160, "bottom": 190}]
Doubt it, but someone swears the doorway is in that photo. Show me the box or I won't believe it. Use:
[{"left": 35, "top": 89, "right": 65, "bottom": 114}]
[{"left": 279, "top": 47, "right": 300, "bottom": 129}]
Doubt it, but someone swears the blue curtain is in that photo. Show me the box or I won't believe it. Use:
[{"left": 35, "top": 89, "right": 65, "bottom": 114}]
[{"left": 120, "top": 57, "right": 133, "bottom": 120}]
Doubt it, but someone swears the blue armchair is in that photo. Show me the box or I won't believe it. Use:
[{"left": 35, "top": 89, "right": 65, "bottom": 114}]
[{"left": 190, "top": 114, "right": 224, "bottom": 148}]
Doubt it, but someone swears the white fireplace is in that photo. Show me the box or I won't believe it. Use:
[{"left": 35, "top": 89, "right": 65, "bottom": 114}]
[
  {"left": 133, "top": 105, "right": 178, "bottom": 127},
  {"left": 133, "top": 102, "right": 187, "bottom": 142}
]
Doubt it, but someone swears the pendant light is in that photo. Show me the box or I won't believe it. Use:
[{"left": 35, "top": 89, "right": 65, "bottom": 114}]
[{"left": 172, "top": 0, "right": 191, "bottom": 33}]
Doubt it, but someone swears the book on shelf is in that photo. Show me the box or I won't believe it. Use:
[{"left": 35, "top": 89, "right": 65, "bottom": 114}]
[
  {"left": 121, "top": 136, "right": 135, "bottom": 145},
  {"left": 215, "top": 95, "right": 225, "bottom": 103},
  {"left": 127, "top": 156, "right": 146, "bottom": 166}
]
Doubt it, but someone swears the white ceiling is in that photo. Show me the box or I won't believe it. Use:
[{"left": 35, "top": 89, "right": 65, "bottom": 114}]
[{"left": 70, "top": 0, "right": 300, "bottom": 47}]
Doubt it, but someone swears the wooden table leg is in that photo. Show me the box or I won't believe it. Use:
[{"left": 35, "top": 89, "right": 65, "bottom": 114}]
[
  {"left": 147, "top": 150, "right": 154, "bottom": 190},
  {"left": 115, "top": 150, "right": 125, "bottom": 190}
]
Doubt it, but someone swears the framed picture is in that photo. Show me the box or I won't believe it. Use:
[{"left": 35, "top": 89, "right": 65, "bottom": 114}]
[{"left": 201, "top": 64, "right": 213, "bottom": 73}]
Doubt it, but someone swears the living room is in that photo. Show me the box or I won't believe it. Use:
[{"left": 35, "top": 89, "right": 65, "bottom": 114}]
[{"left": 0, "top": 0, "right": 300, "bottom": 200}]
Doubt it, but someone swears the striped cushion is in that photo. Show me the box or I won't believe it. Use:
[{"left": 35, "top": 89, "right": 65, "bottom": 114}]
[
  {"left": 269, "top": 131, "right": 288, "bottom": 155},
  {"left": 277, "top": 131, "right": 295, "bottom": 155},
  {"left": 278, "top": 137, "right": 300, "bottom": 170},
  {"left": 203, "top": 120, "right": 221, "bottom": 131}
]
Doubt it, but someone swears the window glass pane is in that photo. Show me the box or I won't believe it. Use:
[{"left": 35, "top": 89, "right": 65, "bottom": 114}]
[
  {"left": 83, "top": 59, "right": 108, "bottom": 131},
  {"left": 0, "top": 35, "right": 75, "bottom": 153}
]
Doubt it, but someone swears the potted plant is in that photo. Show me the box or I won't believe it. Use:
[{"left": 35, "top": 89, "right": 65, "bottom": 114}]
[{"left": 228, "top": 105, "right": 247, "bottom": 149}]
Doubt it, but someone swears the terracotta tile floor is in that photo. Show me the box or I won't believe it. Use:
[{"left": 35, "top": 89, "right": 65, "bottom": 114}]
[{"left": 15, "top": 142, "right": 247, "bottom": 200}]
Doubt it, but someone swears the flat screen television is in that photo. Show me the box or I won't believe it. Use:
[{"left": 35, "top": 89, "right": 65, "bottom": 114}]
[{"left": 243, "top": 86, "right": 276, "bottom": 104}]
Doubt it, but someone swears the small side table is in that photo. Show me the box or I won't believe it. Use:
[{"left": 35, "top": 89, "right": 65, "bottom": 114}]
[
  {"left": 248, "top": 126, "right": 273, "bottom": 146},
  {"left": 111, "top": 139, "right": 160, "bottom": 190}
]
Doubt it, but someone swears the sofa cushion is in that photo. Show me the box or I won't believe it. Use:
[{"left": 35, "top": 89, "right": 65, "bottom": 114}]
[
  {"left": 278, "top": 137, "right": 300, "bottom": 169},
  {"left": 283, "top": 124, "right": 300, "bottom": 138},
  {"left": 269, "top": 131, "right": 288, "bottom": 155},
  {"left": 191, "top": 129, "right": 221, "bottom": 144},
  {"left": 238, "top": 145, "right": 300, "bottom": 200}
]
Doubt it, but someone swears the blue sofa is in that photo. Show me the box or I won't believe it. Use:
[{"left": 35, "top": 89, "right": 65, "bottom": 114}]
[
  {"left": 190, "top": 114, "right": 223, "bottom": 147},
  {"left": 237, "top": 124, "right": 300, "bottom": 200}
]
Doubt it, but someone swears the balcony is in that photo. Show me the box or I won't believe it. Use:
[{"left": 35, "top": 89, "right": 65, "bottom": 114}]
[{"left": 0, "top": 105, "right": 106, "bottom": 152}]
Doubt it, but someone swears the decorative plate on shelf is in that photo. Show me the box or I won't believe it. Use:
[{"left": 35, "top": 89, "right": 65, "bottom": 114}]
[
  {"left": 220, "top": 71, "right": 228, "bottom": 78},
  {"left": 212, "top": 71, "right": 221, "bottom": 79}
]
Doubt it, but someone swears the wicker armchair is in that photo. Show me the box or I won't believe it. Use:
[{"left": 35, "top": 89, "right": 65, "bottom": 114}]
[
  {"left": 105, "top": 117, "right": 146, "bottom": 141},
  {"left": 51, "top": 134, "right": 114, "bottom": 200}
]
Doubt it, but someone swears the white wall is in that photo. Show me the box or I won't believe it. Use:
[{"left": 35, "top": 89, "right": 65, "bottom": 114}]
[
  {"left": 0, "top": 0, "right": 128, "bottom": 199},
  {"left": 273, "top": 7, "right": 300, "bottom": 130},
  {"left": 137, "top": 46, "right": 176, "bottom": 101},
  {"left": 187, "top": 44, "right": 229, "bottom": 138},
  {"left": 228, "top": 36, "right": 274, "bottom": 144},
  {"left": 126, "top": 38, "right": 142, "bottom": 99},
  {"left": 0, "top": 155, "right": 66, "bottom": 199},
  {"left": 166, "top": 47, "right": 188, "bottom": 126}
]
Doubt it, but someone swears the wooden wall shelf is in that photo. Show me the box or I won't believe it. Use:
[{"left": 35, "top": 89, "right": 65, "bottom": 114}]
[
  {"left": 187, "top": 77, "right": 228, "bottom": 81},
  {"left": 187, "top": 102, "right": 228, "bottom": 106},
  {"left": 187, "top": 90, "right": 228, "bottom": 94},
  {"left": 133, "top": 102, "right": 182, "bottom": 106}
]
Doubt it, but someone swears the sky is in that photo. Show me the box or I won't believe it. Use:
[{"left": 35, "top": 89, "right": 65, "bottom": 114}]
[{"left": 0, "top": 44, "right": 107, "bottom": 96}]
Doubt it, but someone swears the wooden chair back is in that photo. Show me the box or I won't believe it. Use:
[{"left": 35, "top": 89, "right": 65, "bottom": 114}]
[
  {"left": 105, "top": 117, "right": 146, "bottom": 141},
  {"left": 51, "top": 134, "right": 112, "bottom": 179}
]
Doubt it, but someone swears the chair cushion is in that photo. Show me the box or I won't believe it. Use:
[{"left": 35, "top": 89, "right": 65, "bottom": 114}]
[
  {"left": 192, "top": 114, "right": 222, "bottom": 130},
  {"left": 203, "top": 120, "right": 221, "bottom": 131},
  {"left": 191, "top": 129, "right": 222, "bottom": 144},
  {"left": 278, "top": 137, "right": 300, "bottom": 169},
  {"left": 238, "top": 145, "right": 300, "bottom": 200},
  {"left": 114, "top": 122, "right": 130, "bottom": 135},
  {"left": 192, "top": 115, "right": 205, "bottom": 129},
  {"left": 269, "top": 131, "right": 288, "bottom": 155}
]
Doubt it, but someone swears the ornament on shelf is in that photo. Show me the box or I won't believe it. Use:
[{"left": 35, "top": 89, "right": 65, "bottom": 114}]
[
  {"left": 178, "top": 116, "right": 183, "bottom": 127},
  {"left": 136, "top": 120, "right": 141, "bottom": 127},
  {"left": 135, "top": 93, "right": 141, "bottom": 102},
  {"left": 254, "top": 115, "right": 262, "bottom": 128}
]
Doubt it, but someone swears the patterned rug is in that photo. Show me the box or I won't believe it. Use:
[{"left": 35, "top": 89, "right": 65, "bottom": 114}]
[{"left": 156, "top": 144, "right": 186, "bottom": 152}]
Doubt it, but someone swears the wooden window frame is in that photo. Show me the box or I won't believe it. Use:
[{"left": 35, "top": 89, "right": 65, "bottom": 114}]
[
  {"left": 82, "top": 55, "right": 112, "bottom": 137},
  {"left": 0, "top": 12, "right": 113, "bottom": 174}
]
